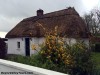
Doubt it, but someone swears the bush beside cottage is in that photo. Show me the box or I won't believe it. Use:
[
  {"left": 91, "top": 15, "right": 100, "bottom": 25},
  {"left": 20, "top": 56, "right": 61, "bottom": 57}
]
[{"left": 0, "top": 38, "right": 7, "bottom": 59}]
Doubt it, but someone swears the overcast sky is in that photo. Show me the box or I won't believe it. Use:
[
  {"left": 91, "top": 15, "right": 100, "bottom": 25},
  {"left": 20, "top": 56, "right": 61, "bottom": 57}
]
[{"left": 0, "top": 0, "right": 100, "bottom": 38}]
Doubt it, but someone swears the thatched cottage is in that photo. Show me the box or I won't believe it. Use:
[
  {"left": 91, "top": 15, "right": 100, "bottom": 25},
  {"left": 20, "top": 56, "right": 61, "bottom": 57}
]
[{"left": 6, "top": 7, "right": 89, "bottom": 56}]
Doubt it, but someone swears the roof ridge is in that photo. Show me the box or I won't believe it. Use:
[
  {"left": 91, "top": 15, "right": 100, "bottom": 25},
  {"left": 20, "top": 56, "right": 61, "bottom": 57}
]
[{"left": 22, "top": 7, "right": 79, "bottom": 22}]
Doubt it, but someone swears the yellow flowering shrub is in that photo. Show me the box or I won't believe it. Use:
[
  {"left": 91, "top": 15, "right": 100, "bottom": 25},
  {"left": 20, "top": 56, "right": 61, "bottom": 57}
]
[
  {"left": 31, "top": 23, "right": 93, "bottom": 75},
  {"left": 31, "top": 44, "right": 36, "bottom": 50},
  {"left": 39, "top": 26, "right": 74, "bottom": 67}
]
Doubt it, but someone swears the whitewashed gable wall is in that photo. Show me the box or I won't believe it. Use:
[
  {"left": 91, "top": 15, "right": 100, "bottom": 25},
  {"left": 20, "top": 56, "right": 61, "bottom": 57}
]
[{"left": 7, "top": 38, "right": 25, "bottom": 56}]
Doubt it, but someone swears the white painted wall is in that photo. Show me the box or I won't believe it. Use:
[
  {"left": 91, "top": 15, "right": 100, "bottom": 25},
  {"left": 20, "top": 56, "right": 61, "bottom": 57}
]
[
  {"left": 30, "top": 37, "right": 45, "bottom": 55},
  {"left": 0, "top": 59, "right": 68, "bottom": 75},
  {"left": 7, "top": 38, "right": 25, "bottom": 56},
  {"left": 7, "top": 38, "right": 45, "bottom": 56},
  {"left": 7, "top": 38, "right": 89, "bottom": 56},
  {"left": 64, "top": 38, "right": 89, "bottom": 46}
]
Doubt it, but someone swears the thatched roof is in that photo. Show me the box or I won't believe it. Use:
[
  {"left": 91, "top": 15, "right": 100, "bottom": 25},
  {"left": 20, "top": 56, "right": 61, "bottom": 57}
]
[{"left": 6, "top": 7, "right": 89, "bottom": 38}]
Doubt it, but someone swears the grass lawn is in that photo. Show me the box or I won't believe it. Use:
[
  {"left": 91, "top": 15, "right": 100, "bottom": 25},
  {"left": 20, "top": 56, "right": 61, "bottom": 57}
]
[
  {"left": 92, "top": 52, "right": 100, "bottom": 69},
  {"left": 91, "top": 52, "right": 100, "bottom": 74}
]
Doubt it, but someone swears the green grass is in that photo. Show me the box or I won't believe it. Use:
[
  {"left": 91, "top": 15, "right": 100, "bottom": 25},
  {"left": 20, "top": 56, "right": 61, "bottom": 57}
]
[
  {"left": 91, "top": 52, "right": 100, "bottom": 75},
  {"left": 92, "top": 52, "right": 100, "bottom": 69}
]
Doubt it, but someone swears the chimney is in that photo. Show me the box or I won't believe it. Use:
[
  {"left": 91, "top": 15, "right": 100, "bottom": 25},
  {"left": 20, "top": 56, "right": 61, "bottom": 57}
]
[{"left": 37, "top": 9, "right": 44, "bottom": 16}]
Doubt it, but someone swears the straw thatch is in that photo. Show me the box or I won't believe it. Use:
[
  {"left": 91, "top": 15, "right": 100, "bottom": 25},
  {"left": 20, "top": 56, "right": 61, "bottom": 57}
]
[{"left": 6, "top": 7, "right": 89, "bottom": 38}]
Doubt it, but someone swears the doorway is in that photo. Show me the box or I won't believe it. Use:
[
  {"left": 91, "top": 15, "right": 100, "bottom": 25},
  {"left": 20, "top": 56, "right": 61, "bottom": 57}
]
[{"left": 25, "top": 38, "right": 30, "bottom": 56}]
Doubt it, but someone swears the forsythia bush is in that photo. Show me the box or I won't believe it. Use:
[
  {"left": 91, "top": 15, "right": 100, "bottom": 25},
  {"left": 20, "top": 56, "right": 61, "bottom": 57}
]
[
  {"left": 32, "top": 25, "right": 93, "bottom": 75},
  {"left": 40, "top": 26, "right": 74, "bottom": 68}
]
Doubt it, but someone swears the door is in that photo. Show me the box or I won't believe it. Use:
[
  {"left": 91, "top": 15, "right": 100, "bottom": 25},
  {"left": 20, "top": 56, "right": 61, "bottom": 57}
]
[{"left": 25, "top": 38, "right": 30, "bottom": 56}]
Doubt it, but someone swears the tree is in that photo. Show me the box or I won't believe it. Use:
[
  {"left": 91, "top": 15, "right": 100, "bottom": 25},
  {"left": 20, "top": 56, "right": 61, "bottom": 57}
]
[{"left": 83, "top": 8, "right": 100, "bottom": 36}]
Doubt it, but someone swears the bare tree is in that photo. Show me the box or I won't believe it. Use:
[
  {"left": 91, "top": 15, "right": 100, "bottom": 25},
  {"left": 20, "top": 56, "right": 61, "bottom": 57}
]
[{"left": 83, "top": 9, "right": 100, "bottom": 36}]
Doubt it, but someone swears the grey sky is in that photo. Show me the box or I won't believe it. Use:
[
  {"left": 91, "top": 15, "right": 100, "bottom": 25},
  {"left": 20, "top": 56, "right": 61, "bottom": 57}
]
[{"left": 0, "top": 0, "right": 100, "bottom": 34}]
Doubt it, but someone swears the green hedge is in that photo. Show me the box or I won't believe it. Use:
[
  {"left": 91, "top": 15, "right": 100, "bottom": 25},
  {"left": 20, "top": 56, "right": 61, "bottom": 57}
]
[{"left": 0, "top": 38, "right": 6, "bottom": 59}]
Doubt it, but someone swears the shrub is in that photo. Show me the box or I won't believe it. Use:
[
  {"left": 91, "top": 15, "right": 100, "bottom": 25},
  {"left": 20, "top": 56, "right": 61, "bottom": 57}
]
[
  {"left": 32, "top": 40, "right": 93, "bottom": 75},
  {"left": 7, "top": 42, "right": 93, "bottom": 75},
  {"left": 68, "top": 41, "right": 93, "bottom": 75},
  {"left": 94, "top": 43, "right": 100, "bottom": 52},
  {"left": 90, "top": 43, "right": 100, "bottom": 52},
  {"left": 90, "top": 44, "right": 95, "bottom": 51},
  {"left": 31, "top": 26, "right": 93, "bottom": 75},
  {"left": 6, "top": 54, "right": 31, "bottom": 64},
  {"left": 0, "top": 38, "right": 7, "bottom": 59},
  {"left": 35, "top": 26, "right": 75, "bottom": 74}
]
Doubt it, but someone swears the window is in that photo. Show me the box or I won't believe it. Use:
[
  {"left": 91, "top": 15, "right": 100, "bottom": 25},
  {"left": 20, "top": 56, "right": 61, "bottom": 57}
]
[{"left": 17, "top": 42, "right": 20, "bottom": 48}]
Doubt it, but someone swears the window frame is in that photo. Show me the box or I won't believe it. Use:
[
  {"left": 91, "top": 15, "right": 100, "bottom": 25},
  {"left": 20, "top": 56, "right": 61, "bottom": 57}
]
[{"left": 17, "top": 42, "right": 20, "bottom": 49}]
